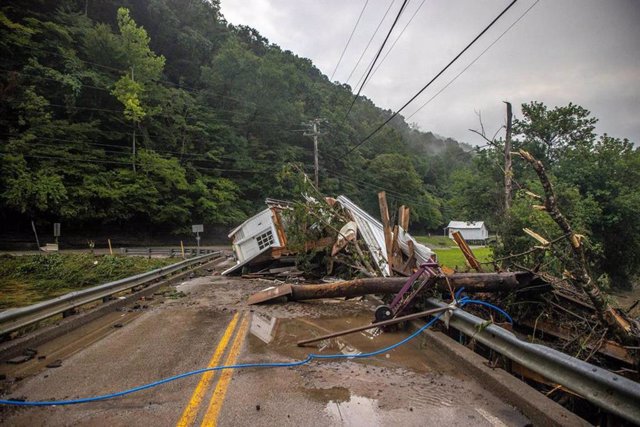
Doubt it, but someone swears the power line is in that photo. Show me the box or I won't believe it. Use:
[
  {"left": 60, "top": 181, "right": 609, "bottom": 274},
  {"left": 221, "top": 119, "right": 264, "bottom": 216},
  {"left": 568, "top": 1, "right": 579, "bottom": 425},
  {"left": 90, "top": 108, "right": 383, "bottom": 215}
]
[
  {"left": 344, "top": 0, "right": 397, "bottom": 85},
  {"left": 367, "top": 0, "right": 428, "bottom": 82},
  {"left": 5, "top": 140, "right": 307, "bottom": 168},
  {"left": 345, "top": 0, "right": 409, "bottom": 119},
  {"left": 330, "top": 0, "right": 370, "bottom": 81},
  {"left": 0, "top": 152, "right": 290, "bottom": 175},
  {"left": 347, "top": 0, "right": 519, "bottom": 154},
  {"left": 5, "top": 101, "right": 300, "bottom": 128},
  {"left": 405, "top": 0, "right": 540, "bottom": 121}
]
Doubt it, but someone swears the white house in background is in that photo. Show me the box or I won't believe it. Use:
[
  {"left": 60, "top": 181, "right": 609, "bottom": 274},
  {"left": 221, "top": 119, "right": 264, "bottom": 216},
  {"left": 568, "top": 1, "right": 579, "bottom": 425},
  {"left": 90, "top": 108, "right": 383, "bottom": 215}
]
[{"left": 445, "top": 221, "right": 489, "bottom": 242}]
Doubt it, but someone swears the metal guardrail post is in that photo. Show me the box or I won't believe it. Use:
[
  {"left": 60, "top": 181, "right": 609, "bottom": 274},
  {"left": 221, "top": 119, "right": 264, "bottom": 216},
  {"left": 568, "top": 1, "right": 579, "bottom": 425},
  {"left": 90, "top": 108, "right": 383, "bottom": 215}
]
[
  {"left": 422, "top": 298, "right": 640, "bottom": 424},
  {"left": 0, "top": 252, "right": 220, "bottom": 336}
]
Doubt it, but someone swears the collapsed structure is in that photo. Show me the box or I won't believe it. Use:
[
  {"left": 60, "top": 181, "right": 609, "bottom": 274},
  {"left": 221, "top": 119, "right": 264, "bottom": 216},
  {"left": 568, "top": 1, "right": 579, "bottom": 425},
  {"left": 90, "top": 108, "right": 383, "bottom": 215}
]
[
  {"left": 223, "top": 195, "right": 433, "bottom": 278},
  {"left": 223, "top": 190, "right": 639, "bottom": 386}
]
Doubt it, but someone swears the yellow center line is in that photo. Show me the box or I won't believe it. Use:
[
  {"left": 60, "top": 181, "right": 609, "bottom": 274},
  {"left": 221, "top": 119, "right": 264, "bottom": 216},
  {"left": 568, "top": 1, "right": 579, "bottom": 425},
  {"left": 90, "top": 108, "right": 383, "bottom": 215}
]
[
  {"left": 200, "top": 312, "right": 251, "bottom": 427},
  {"left": 176, "top": 312, "right": 241, "bottom": 427}
]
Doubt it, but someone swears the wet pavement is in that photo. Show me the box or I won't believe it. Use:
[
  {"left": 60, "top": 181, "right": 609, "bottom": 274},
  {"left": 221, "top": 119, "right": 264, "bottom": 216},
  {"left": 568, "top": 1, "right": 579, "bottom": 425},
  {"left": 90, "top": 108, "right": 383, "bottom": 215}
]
[{"left": 1, "top": 273, "right": 531, "bottom": 426}]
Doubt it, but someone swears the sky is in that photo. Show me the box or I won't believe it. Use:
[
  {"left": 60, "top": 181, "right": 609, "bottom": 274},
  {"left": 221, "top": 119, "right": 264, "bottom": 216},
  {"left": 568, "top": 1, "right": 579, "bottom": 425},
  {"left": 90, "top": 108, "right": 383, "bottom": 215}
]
[{"left": 221, "top": 0, "right": 640, "bottom": 146}]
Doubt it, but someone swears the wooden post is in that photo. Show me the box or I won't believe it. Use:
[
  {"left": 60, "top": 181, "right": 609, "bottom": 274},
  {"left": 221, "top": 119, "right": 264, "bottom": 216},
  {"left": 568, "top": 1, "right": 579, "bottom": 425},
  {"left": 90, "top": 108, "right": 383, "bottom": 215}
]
[
  {"left": 451, "top": 231, "right": 483, "bottom": 272},
  {"left": 378, "top": 191, "right": 394, "bottom": 275},
  {"left": 398, "top": 205, "right": 410, "bottom": 230},
  {"left": 107, "top": 238, "right": 113, "bottom": 255},
  {"left": 504, "top": 101, "right": 513, "bottom": 211},
  {"left": 180, "top": 240, "right": 185, "bottom": 259}
]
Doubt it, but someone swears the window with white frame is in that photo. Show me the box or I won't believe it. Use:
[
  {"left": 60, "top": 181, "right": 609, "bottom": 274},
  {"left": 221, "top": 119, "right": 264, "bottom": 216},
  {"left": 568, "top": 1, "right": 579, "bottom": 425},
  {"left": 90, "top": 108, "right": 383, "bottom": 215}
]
[{"left": 256, "top": 230, "right": 275, "bottom": 250}]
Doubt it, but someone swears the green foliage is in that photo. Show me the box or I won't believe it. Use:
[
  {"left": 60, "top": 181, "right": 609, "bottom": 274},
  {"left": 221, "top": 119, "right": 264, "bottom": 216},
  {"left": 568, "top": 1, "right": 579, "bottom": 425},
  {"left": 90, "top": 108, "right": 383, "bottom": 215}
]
[
  {"left": 0, "top": 253, "right": 176, "bottom": 308},
  {"left": 499, "top": 105, "right": 638, "bottom": 287},
  {"left": 112, "top": 75, "right": 145, "bottom": 121},
  {"left": 2, "top": 2, "right": 636, "bottom": 289}
]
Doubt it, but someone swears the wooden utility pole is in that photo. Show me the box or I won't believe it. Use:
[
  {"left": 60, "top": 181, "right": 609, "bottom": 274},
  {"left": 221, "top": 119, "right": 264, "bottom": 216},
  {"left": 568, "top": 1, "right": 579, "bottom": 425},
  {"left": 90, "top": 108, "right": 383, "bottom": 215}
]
[
  {"left": 504, "top": 101, "right": 513, "bottom": 211},
  {"left": 304, "top": 118, "right": 323, "bottom": 188}
]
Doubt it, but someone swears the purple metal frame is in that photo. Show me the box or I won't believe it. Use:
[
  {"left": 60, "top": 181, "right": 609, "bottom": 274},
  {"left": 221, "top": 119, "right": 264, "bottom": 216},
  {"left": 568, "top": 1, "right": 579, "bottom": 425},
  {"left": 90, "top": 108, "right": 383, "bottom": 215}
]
[{"left": 388, "top": 262, "right": 440, "bottom": 316}]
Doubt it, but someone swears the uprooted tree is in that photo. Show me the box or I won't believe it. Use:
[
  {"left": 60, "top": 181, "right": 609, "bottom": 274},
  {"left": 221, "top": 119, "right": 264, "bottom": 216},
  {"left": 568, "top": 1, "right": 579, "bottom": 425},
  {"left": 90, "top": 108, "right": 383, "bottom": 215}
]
[{"left": 516, "top": 149, "right": 638, "bottom": 345}]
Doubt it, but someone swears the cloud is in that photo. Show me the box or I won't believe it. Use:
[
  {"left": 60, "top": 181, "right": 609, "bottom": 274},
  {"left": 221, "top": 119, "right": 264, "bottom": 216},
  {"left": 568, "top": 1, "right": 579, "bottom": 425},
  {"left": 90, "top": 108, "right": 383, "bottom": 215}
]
[{"left": 221, "top": 0, "right": 640, "bottom": 144}]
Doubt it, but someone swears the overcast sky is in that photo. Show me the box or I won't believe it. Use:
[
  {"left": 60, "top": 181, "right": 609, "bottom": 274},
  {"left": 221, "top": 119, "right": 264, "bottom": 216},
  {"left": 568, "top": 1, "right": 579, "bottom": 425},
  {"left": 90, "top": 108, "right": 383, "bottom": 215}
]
[{"left": 221, "top": 0, "right": 640, "bottom": 146}]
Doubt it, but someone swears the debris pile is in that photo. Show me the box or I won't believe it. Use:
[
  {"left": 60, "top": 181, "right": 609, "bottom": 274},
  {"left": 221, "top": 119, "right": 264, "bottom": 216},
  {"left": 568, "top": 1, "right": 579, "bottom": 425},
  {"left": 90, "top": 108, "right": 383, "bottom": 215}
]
[
  {"left": 223, "top": 194, "right": 435, "bottom": 280},
  {"left": 223, "top": 163, "right": 639, "bottom": 386}
]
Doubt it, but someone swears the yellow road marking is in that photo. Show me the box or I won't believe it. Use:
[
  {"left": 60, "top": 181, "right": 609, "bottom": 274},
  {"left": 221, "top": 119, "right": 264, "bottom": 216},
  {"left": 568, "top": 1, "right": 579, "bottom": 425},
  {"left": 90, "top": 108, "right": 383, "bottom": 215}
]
[
  {"left": 200, "top": 313, "right": 251, "bottom": 427},
  {"left": 176, "top": 313, "right": 241, "bottom": 427}
]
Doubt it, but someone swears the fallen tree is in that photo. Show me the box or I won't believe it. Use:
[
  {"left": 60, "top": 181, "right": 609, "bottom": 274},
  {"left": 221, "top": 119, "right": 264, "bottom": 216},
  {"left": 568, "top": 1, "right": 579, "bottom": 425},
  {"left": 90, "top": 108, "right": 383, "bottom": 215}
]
[{"left": 248, "top": 271, "right": 542, "bottom": 304}]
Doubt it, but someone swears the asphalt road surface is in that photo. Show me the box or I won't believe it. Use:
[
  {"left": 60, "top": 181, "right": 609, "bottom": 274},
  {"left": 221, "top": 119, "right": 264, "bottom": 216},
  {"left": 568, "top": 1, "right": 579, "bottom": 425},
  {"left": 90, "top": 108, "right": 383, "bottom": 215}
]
[{"left": 1, "top": 270, "right": 532, "bottom": 426}]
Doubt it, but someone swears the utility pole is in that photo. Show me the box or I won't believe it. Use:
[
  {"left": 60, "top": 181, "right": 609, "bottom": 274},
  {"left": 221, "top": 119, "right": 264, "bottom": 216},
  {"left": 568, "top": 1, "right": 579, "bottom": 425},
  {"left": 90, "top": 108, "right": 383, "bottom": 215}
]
[
  {"left": 303, "top": 118, "right": 325, "bottom": 188},
  {"left": 131, "top": 66, "right": 136, "bottom": 173},
  {"left": 504, "top": 101, "right": 513, "bottom": 211}
]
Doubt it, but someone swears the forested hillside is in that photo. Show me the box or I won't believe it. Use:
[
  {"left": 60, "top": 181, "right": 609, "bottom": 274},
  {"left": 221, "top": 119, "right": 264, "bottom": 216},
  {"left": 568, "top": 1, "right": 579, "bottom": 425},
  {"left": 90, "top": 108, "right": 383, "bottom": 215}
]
[
  {"left": 0, "top": 0, "right": 471, "bottom": 236},
  {"left": 2, "top": 1, "right": 639, "bottom": 288}
]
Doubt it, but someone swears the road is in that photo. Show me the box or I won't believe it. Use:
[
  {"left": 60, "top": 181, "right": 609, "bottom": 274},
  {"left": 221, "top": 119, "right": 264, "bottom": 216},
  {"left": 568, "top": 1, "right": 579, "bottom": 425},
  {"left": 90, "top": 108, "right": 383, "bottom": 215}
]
[{"left": 1, "top": 270, "right": 532, "bottom": 426}]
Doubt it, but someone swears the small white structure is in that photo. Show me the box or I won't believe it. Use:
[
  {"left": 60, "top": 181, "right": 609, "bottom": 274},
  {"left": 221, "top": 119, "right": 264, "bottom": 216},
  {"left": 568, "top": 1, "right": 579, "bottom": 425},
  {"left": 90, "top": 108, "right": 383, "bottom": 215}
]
[
  {"left": 222, "top": 207, "right": 284, "bottom": 275},
  {"left": 222, "top": 195, "right": 436, "bottom": 276},
  {"left": 446, "top": 221, "right": 488, "bottom": 242}
]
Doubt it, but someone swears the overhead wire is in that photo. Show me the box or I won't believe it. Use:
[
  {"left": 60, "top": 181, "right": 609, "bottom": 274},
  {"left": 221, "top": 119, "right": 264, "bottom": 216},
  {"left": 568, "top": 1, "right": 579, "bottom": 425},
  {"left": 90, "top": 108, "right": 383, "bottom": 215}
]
[
  {"left": 347, "top": 0, "right": 519, "bottom": 154},
  {"left": 366, "top": 0, "right": 428, "bottom": 82},
  {"left": 344, "top": 0, "right": 397, "bottom": 85},
  {"left": 330, "top": 0, "right": 370, "bottom": 81},
  {"left": 405, "top": 0, "right": 540, "bottom": 121},
  {"left": 2, "top": 137, "right": 309, "bottom": 168},
  {"left": 345, "top": 0, "right": 409, "bottom": 119},
  {"left": 0, "top": 152, "right": 290, "bottom": 175}
]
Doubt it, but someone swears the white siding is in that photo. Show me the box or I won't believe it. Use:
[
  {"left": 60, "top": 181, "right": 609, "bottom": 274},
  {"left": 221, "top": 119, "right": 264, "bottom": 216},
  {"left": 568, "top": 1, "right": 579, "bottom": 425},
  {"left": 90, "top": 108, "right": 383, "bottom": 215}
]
[
  {"left": 448, "top": 225, "right": 488, "bottom": 241},
  {"left": 231, "top": 209, "right": 280, "bottom": 262}
]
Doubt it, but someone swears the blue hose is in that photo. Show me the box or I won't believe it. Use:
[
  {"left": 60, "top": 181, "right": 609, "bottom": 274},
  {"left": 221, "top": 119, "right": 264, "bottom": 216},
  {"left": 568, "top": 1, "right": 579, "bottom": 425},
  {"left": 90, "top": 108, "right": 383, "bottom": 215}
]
[{"left": 0, "top": 297, "right": 508, "bottom": 406}]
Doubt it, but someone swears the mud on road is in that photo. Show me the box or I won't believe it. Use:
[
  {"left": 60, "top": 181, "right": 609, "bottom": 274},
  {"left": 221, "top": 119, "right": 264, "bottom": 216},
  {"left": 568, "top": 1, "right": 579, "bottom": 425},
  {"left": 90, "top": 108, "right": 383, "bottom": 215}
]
[{"left": 1, "top": 272, "right": 531, "bottom": 426}]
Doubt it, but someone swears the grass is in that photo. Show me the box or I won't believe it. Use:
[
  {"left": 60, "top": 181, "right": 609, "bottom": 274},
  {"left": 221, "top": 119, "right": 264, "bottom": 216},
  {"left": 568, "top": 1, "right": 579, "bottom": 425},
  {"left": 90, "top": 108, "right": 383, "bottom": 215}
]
[
  {"left": 414, "top": 235, "right": 493, "bottom": 269},
  {"left": 433, "top": 246, "right": 493, "bottom": 270},
  {"left": 413, "top": 235, "right": 456, "bottom": 248},
  {"left": 0, "top": 253, "right": 178, "bottom": 309}
]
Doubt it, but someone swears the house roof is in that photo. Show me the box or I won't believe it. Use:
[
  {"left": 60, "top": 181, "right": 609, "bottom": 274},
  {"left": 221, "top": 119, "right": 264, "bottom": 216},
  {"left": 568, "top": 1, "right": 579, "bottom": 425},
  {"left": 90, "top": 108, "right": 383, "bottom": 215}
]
[
  {"left": 227, "top": 208, "right": 271, "bottom": 238},
  {"left": 446, "top": 221, "right": 485, "bottom": 229}
]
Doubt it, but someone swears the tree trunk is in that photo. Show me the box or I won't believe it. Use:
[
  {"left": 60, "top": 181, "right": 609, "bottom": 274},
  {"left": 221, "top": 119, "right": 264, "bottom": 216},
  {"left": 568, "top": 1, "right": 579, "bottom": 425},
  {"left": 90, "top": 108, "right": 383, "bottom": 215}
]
[
  {"left": 289, "top": 272, "right": 539, "bottom": 301},
  {"left": 518, "top": 149, "right": 634, "bottom": 343}
]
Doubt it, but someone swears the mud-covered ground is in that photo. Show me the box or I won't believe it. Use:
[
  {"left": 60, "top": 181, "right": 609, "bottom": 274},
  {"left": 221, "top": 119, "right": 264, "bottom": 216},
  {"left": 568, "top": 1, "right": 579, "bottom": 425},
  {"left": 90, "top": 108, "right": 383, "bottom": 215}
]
[{"left": 1, "top": 266, "right": 531, "bottom": 426}]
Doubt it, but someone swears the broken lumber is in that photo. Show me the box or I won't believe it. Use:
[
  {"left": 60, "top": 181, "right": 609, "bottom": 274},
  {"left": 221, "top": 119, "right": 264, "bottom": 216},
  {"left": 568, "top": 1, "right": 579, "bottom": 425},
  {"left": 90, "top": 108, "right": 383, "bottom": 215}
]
[{"left": 451, "top": 231, "right": 483, "bottom": 272}]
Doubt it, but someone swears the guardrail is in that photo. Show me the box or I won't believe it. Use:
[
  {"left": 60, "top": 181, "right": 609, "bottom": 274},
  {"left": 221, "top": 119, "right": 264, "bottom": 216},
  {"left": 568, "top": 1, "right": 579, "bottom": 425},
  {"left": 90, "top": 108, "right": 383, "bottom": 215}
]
[
  {"left": 0, "top": 252, "right": 221, "bottom": 336},
  {"left": 119, "top": 247, "right": 218, "bottom": 257},
  {"left": 423, "top": 298, "right": 640, "bottom": 424}
]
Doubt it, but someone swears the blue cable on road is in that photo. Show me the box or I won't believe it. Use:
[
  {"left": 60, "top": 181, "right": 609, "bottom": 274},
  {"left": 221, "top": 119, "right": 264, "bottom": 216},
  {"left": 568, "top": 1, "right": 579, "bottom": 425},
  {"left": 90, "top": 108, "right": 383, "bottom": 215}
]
[{"left": 0, "top": 296, "right": 511, "bottom": 406}]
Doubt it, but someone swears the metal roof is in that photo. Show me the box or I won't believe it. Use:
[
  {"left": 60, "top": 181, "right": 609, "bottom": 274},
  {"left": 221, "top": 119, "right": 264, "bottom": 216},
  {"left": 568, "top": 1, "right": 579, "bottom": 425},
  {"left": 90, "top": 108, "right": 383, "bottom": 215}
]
[{"left": 446, "top": 221, "right": 485, "bottom": 229}]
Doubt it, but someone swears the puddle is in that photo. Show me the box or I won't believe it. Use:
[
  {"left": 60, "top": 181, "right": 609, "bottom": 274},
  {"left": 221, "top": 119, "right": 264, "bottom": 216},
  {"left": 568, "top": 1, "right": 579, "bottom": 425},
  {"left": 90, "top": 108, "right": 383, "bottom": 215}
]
[
  {"left": 247, "top": 312, "right": 439, "bottom": 373},
  {"left": 325, "top": 394, "right": 381, "bottom": 426},
  {"left": 307, "top": 386, "right": 350, "bottom": 402}
]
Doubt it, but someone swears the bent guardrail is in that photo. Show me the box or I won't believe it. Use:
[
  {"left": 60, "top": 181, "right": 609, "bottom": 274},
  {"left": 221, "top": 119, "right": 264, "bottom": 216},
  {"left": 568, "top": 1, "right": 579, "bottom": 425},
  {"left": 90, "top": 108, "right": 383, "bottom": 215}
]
[
  {"left": 423, "top": 298, "right": 640, "bottom": 424},
  {"left": 0, "top": 252, "right": 221, "bottom": 336}
]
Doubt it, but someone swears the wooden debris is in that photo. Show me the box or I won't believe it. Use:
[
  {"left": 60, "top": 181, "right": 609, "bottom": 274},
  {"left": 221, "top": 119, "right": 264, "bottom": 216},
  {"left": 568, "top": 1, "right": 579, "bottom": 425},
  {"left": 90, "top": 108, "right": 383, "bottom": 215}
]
[
  {"left": 518, "top": 149, "right": 638, "bottom": 344},
  {"left": 451, "top": 231, "right": 483, "bottom": 272},
  {"left": 378, "top": 191, "right": 394, "bottom": 276},
  {"left": 523, "top": 228, "right": 550, "bottom": 246}
]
